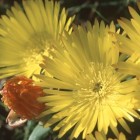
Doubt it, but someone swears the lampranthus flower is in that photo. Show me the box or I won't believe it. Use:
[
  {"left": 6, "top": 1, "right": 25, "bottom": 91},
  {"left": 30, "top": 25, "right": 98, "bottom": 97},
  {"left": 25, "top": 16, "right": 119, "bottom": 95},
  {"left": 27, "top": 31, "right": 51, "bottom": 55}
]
[
  {"left": 116, "top": 1, "right": 140, "bottom": 76},
  {"left": 0, "top": 0, "right": 75, "bottom": 79},
  {"left": 117, "top": 1, "right": 140, "bottom": 55},
  {"left": 37, "top": 20, "right": 140, "bottom": 139},
  {"left": 1, "top": 76, "right": 46, "bottom": 123}
]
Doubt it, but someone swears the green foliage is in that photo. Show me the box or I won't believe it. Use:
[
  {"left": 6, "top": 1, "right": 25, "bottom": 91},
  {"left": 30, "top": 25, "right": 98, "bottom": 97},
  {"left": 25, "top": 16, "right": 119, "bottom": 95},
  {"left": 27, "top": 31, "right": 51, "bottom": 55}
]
[{"left": 28, "top": 124, "right": 51, "bottom": 140}]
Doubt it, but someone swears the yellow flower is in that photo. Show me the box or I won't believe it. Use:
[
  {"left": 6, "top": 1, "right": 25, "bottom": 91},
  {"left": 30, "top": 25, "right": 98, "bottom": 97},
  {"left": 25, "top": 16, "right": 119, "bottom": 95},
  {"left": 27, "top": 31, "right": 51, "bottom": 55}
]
[
  {"left": 86, "top": 132, "right": 140, "bottom": 140},
  {"left": 116, "top": 1, "right": 140, "bottom": 76},
  {"left": 118, "top": 1, "right": 140, "bottom": 55},
  {"left": 0, "top": 0, "right": 75, "bottom": 79},
  {"left": 37, "top": 20, "right": 140, "bottom": 139}
]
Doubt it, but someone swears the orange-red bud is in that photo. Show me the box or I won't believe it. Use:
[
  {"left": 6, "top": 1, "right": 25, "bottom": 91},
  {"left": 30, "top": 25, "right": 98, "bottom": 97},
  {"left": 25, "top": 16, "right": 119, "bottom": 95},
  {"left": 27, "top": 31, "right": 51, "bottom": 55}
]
[{"left": 2, "top": 76, "right": 45, "bottom": 120}]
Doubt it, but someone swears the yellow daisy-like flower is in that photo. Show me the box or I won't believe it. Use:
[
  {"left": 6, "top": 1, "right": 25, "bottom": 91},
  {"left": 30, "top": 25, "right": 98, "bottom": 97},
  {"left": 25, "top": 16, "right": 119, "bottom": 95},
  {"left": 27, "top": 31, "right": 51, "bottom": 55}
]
[
  {"left": 0, "top": 0, "right": 75, "bottom": 79},
  {"left": 117, "top": 1, "right": 140, "bottom": 55},
  {"left": 116, "top": 1, "right": 140, "bottom": 76},
  {"left": 86, "top": 132, "right": 140, "bottom": 140},
  {"left": 37, "top": 20, "right": 140, "bottom": 139}
]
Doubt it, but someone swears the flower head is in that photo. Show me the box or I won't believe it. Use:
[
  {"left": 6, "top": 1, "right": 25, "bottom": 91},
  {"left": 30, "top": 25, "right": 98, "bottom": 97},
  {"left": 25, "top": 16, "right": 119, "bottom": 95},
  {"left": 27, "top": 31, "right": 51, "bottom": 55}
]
[
  {"left": 0, "top": 0, "right": 75, "bottom": 79},
  {"left": 2, "top": 76, "right": 45, "bottom": 120},
  {"left": 117, "top": 1, "right": 140, "bottom": 55},
  {"left": 37, "top": 20, "right": 140, "bottom": 139},
  {"left": 116, "top": 2, "right": 140, "bottom": 76}
]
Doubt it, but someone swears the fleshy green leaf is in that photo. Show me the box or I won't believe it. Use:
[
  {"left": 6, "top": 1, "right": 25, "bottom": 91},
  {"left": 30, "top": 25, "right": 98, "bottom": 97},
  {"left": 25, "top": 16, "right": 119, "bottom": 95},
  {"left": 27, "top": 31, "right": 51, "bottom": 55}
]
[{"left": 28, "top": 124, "right": 51, "bottom": 140}]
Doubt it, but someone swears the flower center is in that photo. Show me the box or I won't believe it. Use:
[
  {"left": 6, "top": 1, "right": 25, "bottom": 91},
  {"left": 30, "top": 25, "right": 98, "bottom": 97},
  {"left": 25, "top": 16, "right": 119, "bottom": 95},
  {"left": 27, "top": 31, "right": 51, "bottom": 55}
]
[
  {"left": 22, "top": 32, "right": 53, "bottom": 72},
  {"left": 74, "top": 62, "right": 120, "bottom": 104},
  {"left": 93, "top": 82, "right": 102, "bottom": 92}
]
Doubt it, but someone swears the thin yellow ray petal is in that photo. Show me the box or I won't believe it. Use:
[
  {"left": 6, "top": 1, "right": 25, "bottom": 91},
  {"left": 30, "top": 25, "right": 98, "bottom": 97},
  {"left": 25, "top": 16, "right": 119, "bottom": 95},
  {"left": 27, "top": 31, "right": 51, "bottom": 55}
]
[
  {"left": 87, "top": 107, "right": 99, "bottom": 134},
  {"left": 136, "top": 135, "right": 140, "bottom": 140},
  {"left": 118, "top": 118, "right": 131, "bottom": 133},
  {"left": 129, "top": 6, "right": 140, "bottom": 23},
  {"left": 95, "top": 131, "right": 106, "bottom": 140},
  {"left": 116, "top": 62, "right": 140, "bottom": 75},
  {"left": 118, "top": 132, "right": 126, "bottom": 140},
  {"left": 110, "top": 124, "right": 119, "bottom": 138}
]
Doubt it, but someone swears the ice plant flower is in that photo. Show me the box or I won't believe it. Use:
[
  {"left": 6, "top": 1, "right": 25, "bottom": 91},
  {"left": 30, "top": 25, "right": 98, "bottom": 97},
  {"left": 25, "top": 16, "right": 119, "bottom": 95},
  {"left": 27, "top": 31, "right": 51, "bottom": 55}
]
[
  {"left": 116, "top": 1, "right": 140, "bottom": 76},
  {"left": 0, "top": 0, "right": 75, "bottom": 79},
  {"left": 37, "top": 20, "right": 140, "bottom": 139},
  {"left": 1, "top": 76, "right": 45, "bottom": 127},
  {"left": 86, "top": 132, "right": 140, "bottom": 140}
]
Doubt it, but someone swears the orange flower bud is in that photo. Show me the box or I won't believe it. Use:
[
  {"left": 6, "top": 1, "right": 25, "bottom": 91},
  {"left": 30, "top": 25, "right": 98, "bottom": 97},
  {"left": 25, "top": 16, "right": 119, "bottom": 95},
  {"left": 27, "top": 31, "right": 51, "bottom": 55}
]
[{"left": 2, "top": 76, "right": 45, "bottom": 120}]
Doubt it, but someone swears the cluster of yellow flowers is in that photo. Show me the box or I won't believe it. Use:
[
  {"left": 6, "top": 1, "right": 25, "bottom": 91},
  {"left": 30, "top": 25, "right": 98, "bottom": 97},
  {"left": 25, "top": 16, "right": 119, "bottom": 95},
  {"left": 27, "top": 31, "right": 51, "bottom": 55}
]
[{"left": 1, "top": 0, "right": 140, "bottom": 140}]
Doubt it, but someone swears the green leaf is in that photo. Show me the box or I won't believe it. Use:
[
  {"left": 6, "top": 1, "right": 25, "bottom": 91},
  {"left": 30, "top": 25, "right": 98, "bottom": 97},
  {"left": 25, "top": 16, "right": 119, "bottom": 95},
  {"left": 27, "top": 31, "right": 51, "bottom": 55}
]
[{"left": 28, "top": 124, "right": 51, "bottom": 140}]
